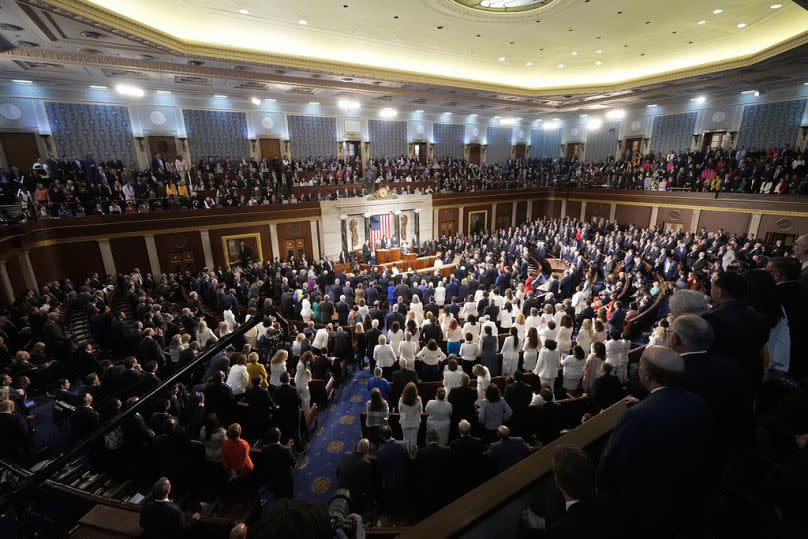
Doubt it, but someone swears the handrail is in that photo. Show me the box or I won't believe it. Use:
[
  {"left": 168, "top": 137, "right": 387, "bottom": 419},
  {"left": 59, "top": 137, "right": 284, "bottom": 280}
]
[
  {"left": 0, "top": 306, "right": 281, "bottom": 512},
  {"left": 398, "top": 400, "right": 626, "bottom": 538}
]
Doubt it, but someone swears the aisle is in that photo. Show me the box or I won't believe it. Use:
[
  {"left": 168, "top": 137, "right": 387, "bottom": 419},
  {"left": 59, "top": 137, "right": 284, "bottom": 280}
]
[{"left": 293, "top": 368, "right": 370, "bottom": 504}]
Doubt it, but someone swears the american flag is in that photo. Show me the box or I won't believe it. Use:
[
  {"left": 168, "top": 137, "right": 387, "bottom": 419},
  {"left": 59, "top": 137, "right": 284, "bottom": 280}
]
[{"left": 369, "top": 213, "right": 392, "bottom": 251}]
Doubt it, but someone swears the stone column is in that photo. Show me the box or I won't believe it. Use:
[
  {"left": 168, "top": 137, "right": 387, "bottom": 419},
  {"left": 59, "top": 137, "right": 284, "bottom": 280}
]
[
  {"left": 310, "top": 220, "right": 321, "bottom": 261},
  {"left": 690, "top": 209, "right": 701, "bottom": 234},
  {"left": 526, "top": 200, "right": 533, "bottom": 222},
  {"left": 0, "top": 260, "right": 14, "bottom": 304},
  {"left": 490, "top": 203, "right": 497, "bottom": 232},
  {"left": 458, "top": 206, "right": 464, "bottom": 235},
  {"left": 200, "top": 230, "right": 215, "bottom": 269},
  {"left": 748, "top": 213, "right": 762, "bottom": 240},
  {"left": 97, "top": 239, "right": 116, "bottom": 277},
  {"left": 609, "top": 203, "right": 617, "bottom": 222},
  {"left": 144, "top": 234, "right": 161, "bottom": 276},
  {"left": 649, "top": 206, "right": 659, "bottom": 228},
  {"left": 269, "top": 224, "right": 281, "bottom": 260},
  {"left": 560, "top": 199, "right": 567, "bottom": 218},
  {"left": 433, "top": 209, "right": 439, "bottom": 237},
  {"left": 19, "top": 251, "right": 37, "bottom": 292},
  {"left": 511, "top": 203, "right": 517, "bottom": 227},
  {"left": 579, "top": 201, "right": 587, "bottom": 221}
]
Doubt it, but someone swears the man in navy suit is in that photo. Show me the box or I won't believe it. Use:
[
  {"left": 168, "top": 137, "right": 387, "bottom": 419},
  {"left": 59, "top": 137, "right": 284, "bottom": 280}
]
[
  {"left": 376, "top": 425, "right": 411, "bottom": 516},
  {"left": 139, "top": 477, "right": 199, "bottom": 538},
  {"left": 597, "top": 346, "right": 711, "bottom": 536}
]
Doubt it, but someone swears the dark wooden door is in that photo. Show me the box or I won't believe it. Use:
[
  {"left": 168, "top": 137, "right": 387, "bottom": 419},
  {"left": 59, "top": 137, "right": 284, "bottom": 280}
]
[
  {"left": 702, "top": 131, "right": 727, "bottom": 152},
  {"left": 259, "top": 138, "right": 281, "bottom": 160},
  {"left": 565, "top": 143, "right": 582, "bottom": 159},
  {"left": 468, "top": 144, "right": 481, "bottom": 165},
  {"left": 148, "top": 135, "right": 176, "bottom": 162},
  {"left": 514, "top": 143, "right": 526, "bottom": 160},
  {"left": 284, "top": 239, "right": 307, "bottom": 260},
  {"left": 625, "top": 137, "right": 642, "bottom": 154},
  {"left": 439, "top": 220, "right": 456, "bottom": 237},
  {"left": 414, "top": 142, "right": 427, "bottom": 163},
  {"left": 0, "top": 132, "right": 41, "bottom": 171}
]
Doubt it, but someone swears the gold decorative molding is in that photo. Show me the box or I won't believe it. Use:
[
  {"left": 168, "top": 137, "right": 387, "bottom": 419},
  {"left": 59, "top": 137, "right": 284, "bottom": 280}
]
[{"left": 25, "top": 0, "right": 808, "bottom": 97}]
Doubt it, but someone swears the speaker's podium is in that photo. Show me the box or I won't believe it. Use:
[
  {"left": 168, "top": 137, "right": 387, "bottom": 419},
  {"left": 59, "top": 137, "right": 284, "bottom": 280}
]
[{"left": 376, "top": 248, "right": 401, "bottom": 264}]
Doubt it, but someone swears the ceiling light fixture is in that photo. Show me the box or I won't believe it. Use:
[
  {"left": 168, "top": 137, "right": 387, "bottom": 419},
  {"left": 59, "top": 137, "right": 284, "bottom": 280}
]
[
  {"left": 736, "top": 23, "right": 746, "bottom": 28},
  {"left": 298, "top": 19, "right": 308, "bottom": 25},
  {"left": 415, "top": 109, "right": 424, "bottom": 113},
  {"left": 250, "top": 97, "right": 261, "bottom": 105},
  {"left": 741, "top": 90, "right": 760, "bottom": 96},
  {"left": 647, "top": 104, "right": 658, "bottom": 107},
  {"left": 579, "top": 114, "right": 588, "bottom": 118},
  {"left": 309, "top": 101, "right": 320, "bottom": 105},
  {"left": 499, "top": 117, "right": 516, "bottom": 126},
  {"left": 697, "top": 20, "right": 706, "bottom": 24},
  {"left": 571, "top": 51, "right": 578, "bottom": 56},
  {"left": 595, "top": 49, "right": 603, "bottom": 53},
  {"left": 526, "top": 61, "right": 532, "bottom": 66},
  {"left": 379, "top": 107, "right": 397, "bottom": 119},
  {"left": 498, "top": 57, "right": 505, "bottom": 61},
  {"left": 595, "top": 60, "right": 602, "bottom": 65},
  {"left": 214, "top": 94, "right": 228, "bottom": 98},
  {"left": 338, "top": 98, "right": 360, "bottom": 111},
  {"left": 156, "top": 90, "right": 172, "bottom": 95},
  {"left": 239, "top": 9, "right": 249, "bottom": 14},
  {"left": 713, "top": 9, "right": 723, "bottom": 14},
  {"left": 116, "top": 84, "right": 144, "bottom": 97},
  {"left": 587, "top": 118, "right": 603, "bottom": 130},
  {"left": 770, "top": 4, "right": 782, "bottom": 8},
  {"left": 691, "top": 96, "right": 707, "bottom": 104},
  {"left": 605, "top": 109, "right": 625, "bottom": 119},
  {"left": 12, "top": 79, "right": 33, "bottom": 84},
  {"left": 89, "top": 85, "right": 107, "bottom": 89},
  {"left": 543, "top": 120, "right": 560, "bottom": 130},
  {"left": 557, "top": 64, "right": 565, "bottom": 68},
  {"left": 264, "top": 98, "right": 276, "bottom": 102},
  {"left": 469, "top": 113, "right": 477, "bottom": 117}
]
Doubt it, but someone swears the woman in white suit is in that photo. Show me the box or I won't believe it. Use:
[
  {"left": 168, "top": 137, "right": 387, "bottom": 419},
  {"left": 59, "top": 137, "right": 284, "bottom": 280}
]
[
  {"left": 409, "top": 295, "right": 424, "bottom": 325},
  {"left": 500, "top": 327, "right": 521, "bottom": 377},
  {"left": 425, "top": 388, "right": 453, "bottom": 445}
]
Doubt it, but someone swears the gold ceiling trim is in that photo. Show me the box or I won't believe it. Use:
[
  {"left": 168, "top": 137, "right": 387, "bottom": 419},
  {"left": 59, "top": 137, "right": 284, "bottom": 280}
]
[{"left": 31, "top": 0, "right": 808, "bottom": 97}]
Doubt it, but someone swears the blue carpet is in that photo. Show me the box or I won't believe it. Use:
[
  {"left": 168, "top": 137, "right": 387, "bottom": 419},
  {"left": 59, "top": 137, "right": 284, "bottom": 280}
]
[{"left": 293, "top": 369, "right": 370, "bottom": 504}]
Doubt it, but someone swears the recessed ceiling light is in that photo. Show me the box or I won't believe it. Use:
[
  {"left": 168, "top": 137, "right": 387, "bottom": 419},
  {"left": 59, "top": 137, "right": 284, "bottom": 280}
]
[
  {"left": 647, "top": 104, "right": 658, "bottom": 108},
  {"left": 12, "top": 79, "right": 33, "bottom": 84},
  {"left": 89, "top": 85, "right": 107, "bottom": 89},
  {"left": 557, "top": 64, "right": 565, "bottom": 68},
  {"left": 214, "top": 94, "right": 228, "bottom": 98},
  {"left": 587, "top": 118, "right": 602, "bottom": 130},
  {"left": 309, "top": 101, "right": 320, "bottom": 105},
  {"left": 250, "top": 97, "right": 261, "bottom": 105},
  {"left": 116, "top": 84, "right": 144, "bottom": 97},
  {"left": 741, "top": 90, "right": 760, "bottom": 96},
  {"left": 697, "top": 20, "right": 706, "bottom": 24},
  {"left": 526, "top": 61, "right": 532, "bottom": 66},
  {"left": 691, "top": 96, "right": 707, "bottom": 104},
  {"left": 770, "top": 4, "right": 782, "bottom": 8},
  {"left": 595, "top": 49, "right": 603, "bottom": 53},
  {"left": 605, "top": 109, "right": 625, "bottom": 119},
  {"left": 469, "top": 113, "right": 477, "bottom": 117},
  {"left": 239, "top": 9, "right": 249, "bottom": 15},
  {"left": 379, "top": 107, "right": 397, "bottom": 118},
  {"left": 713, "top": 9, "right": 723, "bottom": 14},
  {"left": 298, "top": 19, "right": 308, "bottom": 25},
  {"left": 579, "top": 114, "right": 588, "bottom": 117},
  {"left": 498, "top": 57, "right": 505, "bottom": 61},
  {"left": 443, "top": 112, "right": 452, "bottom": 115},
  {"left": 493, "top": 115, "right": 501, "bottom": 119},
  {"left": 595, "top": 60, "right": 602, "bottom": 65},
  {"left": 264, "top": 98, "right": 276, "bottom": 102},
  {"left": 571, "top": 51, "right": 578, "bottom": 56},
  {"left": 415, "top": 109, "right": 424, "bottom": 113},
  {"left": 156, "top": 90, "right": 172, "bottom": 95},
  {"left": 737, "top": 23, "right": 746, "bottom": 28}
]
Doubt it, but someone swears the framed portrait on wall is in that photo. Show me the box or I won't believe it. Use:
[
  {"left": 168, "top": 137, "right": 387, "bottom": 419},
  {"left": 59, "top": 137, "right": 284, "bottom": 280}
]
[
  {"left": 222, "top": 233, "right": 263, "bottom": 266},
  {"left": 468, "top": 210, "right": 488, "bottom": 235}
]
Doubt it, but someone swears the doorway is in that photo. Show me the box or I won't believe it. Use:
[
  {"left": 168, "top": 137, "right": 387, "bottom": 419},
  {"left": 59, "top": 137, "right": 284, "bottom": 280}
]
[
  {"left": 0, "top": 132, "right": 41, "bottom": 172},
  {"left": 147, "top": 135, "right": 177, "bottom": 162},
  {"left": 565, "top": 143, "right": 582, "bottom": 159},
  {"left": 439, "top": 220, "right": 456, "bottom": 237},
  {"left": 345, "top": 140, "right": 362, "bottom": 161},
  {"left": 259, "top": 138, "right": 281, "bottom": 160},
  {"left": 468, "top": 144, "right": 481, "bottom": 165},
  {"left": 625, "top": 137, "right": 643, "bottom": 154},
  {"left": 514, "top": 143, "right": 527, "bottom": 160},
  {"left": 702, "top": 131, "right": 728, "bottom": 152},
  {"left": 284, "top": 239, "right": 307, "bottom": 260},
  {"left": 413, "top": 142, "right": 427, "bottom": 163}
]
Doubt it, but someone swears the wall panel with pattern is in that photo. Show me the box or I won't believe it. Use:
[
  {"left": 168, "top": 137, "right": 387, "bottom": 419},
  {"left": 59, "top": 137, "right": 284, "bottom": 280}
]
[
  {"left": 182, "top": 109, "right": 249, "bottom": 162},
  {"left": 649, "top": 112, "right": 697, "bottom": 155},
  {"left": 368, "top": 120, "right": 407, "bottom": 158},
  {"left": 485, "top": 126, "right": 513, "bottom": 163},
  {"left": 287, "top": 115, "right": 337, "bottom": 159},
  {"left": 585, "top": 121, "right": 620, "bottom": 161},
  {"left": 736, "top": 99, "right": 807, "bottom": 150},
  {"left": 529, "top": 128, "right": 562, "bottom": 159},
  {"left": 433, "top": 123, "right": 465, "bottom": 159},
  {"left": 44, "top": 102, "right": 138, "bottom": 168}
]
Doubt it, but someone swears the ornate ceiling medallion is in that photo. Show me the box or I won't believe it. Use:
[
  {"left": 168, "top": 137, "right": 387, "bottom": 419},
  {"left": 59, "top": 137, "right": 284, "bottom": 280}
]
[{"left": 435, "top": 0, "right": 571, "bottom": 19}]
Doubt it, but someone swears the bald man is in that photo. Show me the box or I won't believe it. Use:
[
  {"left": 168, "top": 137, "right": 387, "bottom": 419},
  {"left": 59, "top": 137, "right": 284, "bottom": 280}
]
[
  {"left": 597, "top": 346, "right": 711, "bottom": 536},
  {"left": 336, "top": 438, "right": 373, "bottom": 516}
]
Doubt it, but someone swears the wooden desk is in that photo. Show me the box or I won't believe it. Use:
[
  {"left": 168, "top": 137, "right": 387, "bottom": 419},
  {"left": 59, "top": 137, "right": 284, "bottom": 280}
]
[
  {"left": 71, "top": 504, "right": 142, "bottom": 538},
  {"left": 376, "top": 248, "right": 401, "bottom": 264}
]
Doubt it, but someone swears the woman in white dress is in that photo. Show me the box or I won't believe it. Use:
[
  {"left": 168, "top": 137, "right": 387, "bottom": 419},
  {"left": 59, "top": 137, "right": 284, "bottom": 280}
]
[
  {"left": 500, "top": 327, "right": 521, "bottom": 377},
  {"left": 534, "top": 339, "right": 561, "bottom": 388},
  {"left": 462, "top": 315, "right": 481, "bottom": 345},
  {"left": 560, "top": 346, "right": 586, "bottom": 393},
  {"left": 425, "top": 387, "right": 453, "bottom": 445},
  {"left": 472, "top": 363, "right": 491, "bottom": 405},
  {"left": 388, "top": 321, "right": 405, "bottom": 358},
  {"left": 294, "top": 352, "right": 312, "bottom": 413},
  {"left": 540, "top": 320, "right": 558, "bottom": 345},
  {"left": 434, "top": 280, "right": 446, "bottom": 306},
  {"left": 168, "top": 334, "right": 187, "bottom": 366},
  {"left": 243, "top": 309, "right": 259, "bottom": 348},
  {"left": 604, "top": 332, "right": 623, "bottom": 377},
  {"left": 291, "top": 333, "right": 306, "bottom": 361},
  {"left": 540, "top": 304, "right": 555, "bottom": 328},
  {"left": 409, "top": 295, "right": 424, "bottom": 325},
  {"left": 398, "top": 382, "right": 423, "bottom": 458},
  {"left": 269, "top": 349, "right": 288, "bottom": 387},
  {"left": 553, "top": 303, "right": 566, "bottom": 328},
  {"left": 442, "top": 358, "right": 465, "bottom": 394},
  {"left": 616, "top": 332, "right": 632, "bottom": 384},
  {"left": 499, "top": 302, "right": 515, "bottom": 331},
  {"left": 300, "top": 293, "right": 313, "bottom": 322},
  {"left": 459, "top": 333, "right": 479, "bottom": 374},
  {"left": 513, "top": 313, "right": 527, "bottom": 341},
  {"left": 556, "top": 315, "right": 574, "bottom": 355},
  {"left": 521, "top": 327, "right": 541, "bottom": 372},
  {"left": 196, "top": 320, "right": 218, "bottom": 347},
  {"left": 576, "top": 319, "right": 594, "bottom": 355},
  {"left": 226, "top": 354, "right": 250, "bottom": 396},
  {"left": 591, "top": 320, "right": 607, "bottom": 346}
]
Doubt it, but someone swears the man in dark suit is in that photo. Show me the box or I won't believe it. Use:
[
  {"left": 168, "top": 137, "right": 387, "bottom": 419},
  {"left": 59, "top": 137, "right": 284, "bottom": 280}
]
[
  {"left": 606, "top": 301, "right": 625, "bottom": 336},
  {"left": 274, "top": 372, "right": 303, "bottom": 450},
  {"left": 421, "top": 315, "right": 443, "bottom": 343},
  {"left": 258, "top": 427, "right": 296, "bottom": 499},
  {"left": 702, "top": 272, "right": 768, "bottom": 397},
  {"left": 71, "top": 392, "right": 100, "bottom": 441},
  {"left": 150, "top": 153, "right": 166, "bottom": 174},
  {"left": 203, "top": 371, "right": 235, "bottom": 425},
  {"left": 586, "top": 362, "right": 623, "bottom": 415},
  {"left": 414, "top": 429, "right": 453, "bottom": 519},
  {"left": 766, "top": 257, "right": 808, "bottom": 381},
  {"left": 336, "top": 438, "right": 374, "bottom": 516},
  {"left": 504, "top": 371, "right": 533, "bottom": 437},
  {"left": 521, "top": 447, "right": 618, "bottom": 539},
  {"left": 330, "top": 326, "right": 352, "bottom": 366},
  {"left": 390, "top": 358, "right": 418, "bottom": 407},
  {"left": 486, "top": 425, "right": 530, "bottom": 474},
  {"left": 0, "top": 399, "right": 31, "bottom": 463},
  {"left": 385, "top": 304, "right": 406, "bottom": 332},
  {"left": 448, "top": 373, "right": 478, "bottom": 432},
  {"left": 376, "top": 425, "right": 411, "bottom": 516},
  {"left": 335, "top": 297, "right": 350, "bottom": 326},
  {"left": 243, "top": 376, "right": 277, "bottom": 440},
  {"left": 365, "top": 320, "right": 383, "bottom": 368},
  {"left": 450, "top": 419, "right": 489, "bottom": 497},
  {"left": 52, "top": 378, "right": 83, "bottom": 407},
  {"left": 597, "top": 346, "right": 712, "bottom": 536},
  {"left": 139, "top": 477, "right": 199, "bottom": 538}
]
